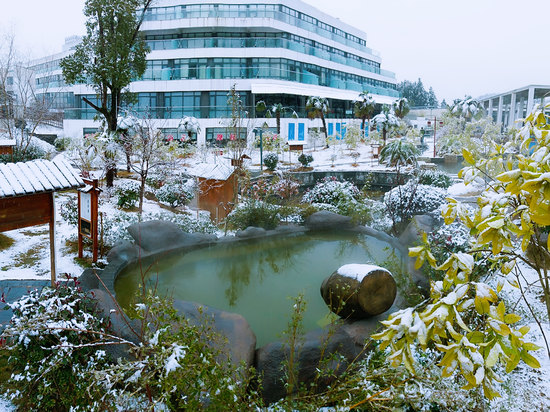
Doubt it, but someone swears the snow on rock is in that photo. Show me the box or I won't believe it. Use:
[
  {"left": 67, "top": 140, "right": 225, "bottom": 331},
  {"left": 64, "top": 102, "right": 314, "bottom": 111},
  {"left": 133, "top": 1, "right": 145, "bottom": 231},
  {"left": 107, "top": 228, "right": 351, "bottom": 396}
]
[{"left": 337, "top": 264, "right": 385, "bottom": 282}]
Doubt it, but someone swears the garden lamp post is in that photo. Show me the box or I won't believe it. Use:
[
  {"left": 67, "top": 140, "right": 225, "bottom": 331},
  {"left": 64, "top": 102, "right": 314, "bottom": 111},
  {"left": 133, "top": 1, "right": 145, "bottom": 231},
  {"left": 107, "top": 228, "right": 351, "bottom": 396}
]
[{"left": 254, "top": 127, "right": 264, "bottom": 171}]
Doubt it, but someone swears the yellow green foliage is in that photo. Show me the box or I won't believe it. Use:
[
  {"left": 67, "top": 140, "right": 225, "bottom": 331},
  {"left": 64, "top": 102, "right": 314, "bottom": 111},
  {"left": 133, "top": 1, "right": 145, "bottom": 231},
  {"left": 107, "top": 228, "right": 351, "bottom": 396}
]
[{"left": 373, "top": 106, "right": 550, "bottom": 400}]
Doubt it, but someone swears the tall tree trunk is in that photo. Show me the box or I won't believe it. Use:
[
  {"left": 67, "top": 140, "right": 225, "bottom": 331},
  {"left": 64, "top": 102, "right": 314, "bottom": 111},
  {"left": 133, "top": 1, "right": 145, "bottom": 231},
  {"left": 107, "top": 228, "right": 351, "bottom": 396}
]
[{"left": 321, "top": 115, "right": 329, "bottom": 148}]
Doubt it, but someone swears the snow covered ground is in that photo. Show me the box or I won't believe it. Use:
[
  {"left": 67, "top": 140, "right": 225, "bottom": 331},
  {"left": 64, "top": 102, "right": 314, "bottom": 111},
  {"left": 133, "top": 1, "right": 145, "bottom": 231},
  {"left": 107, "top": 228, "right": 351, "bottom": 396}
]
[{"left": 0, "top": 136, "right": 549, "bottom": 410}]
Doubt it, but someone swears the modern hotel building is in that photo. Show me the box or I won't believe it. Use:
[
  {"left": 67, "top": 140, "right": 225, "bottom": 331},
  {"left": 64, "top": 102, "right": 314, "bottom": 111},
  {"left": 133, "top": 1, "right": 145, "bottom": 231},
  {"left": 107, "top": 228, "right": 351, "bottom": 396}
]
[{"left": 32, "top": 0, "right": 399, "bottom": 145}]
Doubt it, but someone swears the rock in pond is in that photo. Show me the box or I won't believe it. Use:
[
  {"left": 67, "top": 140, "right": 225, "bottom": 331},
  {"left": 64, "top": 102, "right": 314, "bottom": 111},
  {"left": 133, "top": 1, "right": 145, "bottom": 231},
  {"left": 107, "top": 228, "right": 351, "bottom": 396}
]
[
  {"left": 320, "top": 264, "right": 397, "bottom": 318},
  {"left": 256, "top": 316, "right": 385, "bottom": 404},
  {"left": 305, "top": 211, "right": 354, "bottom": 231},
  {"left": 127, "top": 220, "right": 217, "bottom": 253},
  {"left": 171, "top": 300, "right": 257, "bottom": 371}
]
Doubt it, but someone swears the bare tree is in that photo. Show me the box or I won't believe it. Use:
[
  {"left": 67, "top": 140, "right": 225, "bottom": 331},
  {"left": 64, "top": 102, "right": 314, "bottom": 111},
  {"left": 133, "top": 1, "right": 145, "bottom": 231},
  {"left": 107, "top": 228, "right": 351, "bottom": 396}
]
[
  {"left": 0, "top": 32, "right": 56, "bottom": 160},
  {"left": 126, "top": 114, "right": 181, "bottom": 214}
]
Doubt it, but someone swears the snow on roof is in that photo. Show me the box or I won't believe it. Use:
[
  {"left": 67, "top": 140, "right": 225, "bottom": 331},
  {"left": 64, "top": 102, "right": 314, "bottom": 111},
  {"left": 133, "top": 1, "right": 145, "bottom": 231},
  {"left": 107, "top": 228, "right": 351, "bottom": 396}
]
[
  {"left": 0, "top": 139, "right": 16, "bottom": 146},
  {"left": 187, "top": 161, "right": 235, "bottom": 181},
  {"left": 0, "top": 158, "right": 84, "bottom": 198}
]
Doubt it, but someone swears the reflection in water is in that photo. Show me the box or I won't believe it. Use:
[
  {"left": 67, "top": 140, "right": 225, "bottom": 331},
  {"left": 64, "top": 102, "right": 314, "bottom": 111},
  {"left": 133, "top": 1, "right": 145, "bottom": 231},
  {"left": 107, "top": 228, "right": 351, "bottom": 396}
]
[{"left": 115, "top": 232, "right": 402, "bottom": 346}]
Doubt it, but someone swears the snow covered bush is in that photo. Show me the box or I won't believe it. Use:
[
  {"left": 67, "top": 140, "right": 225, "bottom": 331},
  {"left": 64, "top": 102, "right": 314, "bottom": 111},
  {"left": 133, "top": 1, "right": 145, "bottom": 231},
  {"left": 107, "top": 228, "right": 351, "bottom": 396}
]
[
  {"left": 93, "top": 294, "right": 257, "bottom": 411},
  {"left": 302, "top": 177, "right": 361, "bottom": 208},
  {"left": 384, "top": 180, "right": 447, "bottom": 229},
  {"left": 226, "top": 199, "right": 280, "bottom": 230},
  {"left": 114, "top": 180, "right": 140, "bottom": 209},
  {"left": 417, "top": 169, "right": 454, "bottom": 188},
  {"left": 0, "top": 280, "right": 257, "bottom": 410},
  {"left": 1, "top": 277, "right": 112, "bottom": 410},
  {"left": 155, "top": 181, "right": 195, "bottom": 208},
  {"left": 301, "top": 177, "right": 383, "bottom": 225},
  {"left": 263, "top": 152, "right": 279, "bottom": 171}
]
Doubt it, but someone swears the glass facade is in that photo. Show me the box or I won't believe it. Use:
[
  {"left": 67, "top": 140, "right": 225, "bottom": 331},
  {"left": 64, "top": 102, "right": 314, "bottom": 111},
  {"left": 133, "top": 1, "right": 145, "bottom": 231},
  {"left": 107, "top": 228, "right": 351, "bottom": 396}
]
[
  {"left": 36, "top": 74, "right": 66, "bottom": 89},
  {"left": 37, "top": 92, "right": 75, "bottom": 109},
  {"left": 142, "top": 3, "right": 370, "bottom": 53},
  {"left": 66, "top": 92, "right": 372, "bottom": 120},
  {"left": 139, "top": 57, "right": 398, "bottom": 96},
  {"left": 145, "top": 31, "right": 384, "bottom": 75}
]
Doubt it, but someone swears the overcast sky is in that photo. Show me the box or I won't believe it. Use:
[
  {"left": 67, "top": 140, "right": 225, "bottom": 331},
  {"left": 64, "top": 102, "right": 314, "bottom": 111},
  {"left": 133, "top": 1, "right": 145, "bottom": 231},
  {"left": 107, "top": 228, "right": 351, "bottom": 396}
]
[{"left": 1, "top": 0, "right": 549, "bottom": 103}]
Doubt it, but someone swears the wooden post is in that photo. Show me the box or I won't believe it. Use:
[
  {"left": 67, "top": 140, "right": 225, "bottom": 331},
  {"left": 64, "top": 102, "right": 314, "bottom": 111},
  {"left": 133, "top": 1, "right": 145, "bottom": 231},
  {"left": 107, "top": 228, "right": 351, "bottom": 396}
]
[
  {"left": 49, "top": 192, "right": 56, "bottom": 287},
  {"left": 78, "top": 178, "right": 100, "bottom": 263},
  {"left": 91, "top": 179, "right": 99, "bottom": 263},
  {"left": 78, "top": 185, "right": 83, "bottom": 259}
]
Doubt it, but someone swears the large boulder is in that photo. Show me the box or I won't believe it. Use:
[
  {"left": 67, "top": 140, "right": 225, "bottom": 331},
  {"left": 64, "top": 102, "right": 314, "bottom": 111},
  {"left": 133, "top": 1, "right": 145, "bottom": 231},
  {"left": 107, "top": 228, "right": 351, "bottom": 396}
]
[
  {"left": 127, "top": 220, "right": 217, "bottom": 253},
  {"left": 305, "top": 211, "right": 354, "bottom": 231},
  {"left": 235, "top": 226, "right": 267, "bottom": 239},
  {"left": 256, "top": 327, "right": 356, "bottom": 404},
  {"left": 106, "top": 240, "right": 144, "bottom": 263},
  {"left": 171, "top": 300, "right": 257, "bottom": 371},
  {"left": 398, "top": 214, "right": 436, "bottom": 249}
]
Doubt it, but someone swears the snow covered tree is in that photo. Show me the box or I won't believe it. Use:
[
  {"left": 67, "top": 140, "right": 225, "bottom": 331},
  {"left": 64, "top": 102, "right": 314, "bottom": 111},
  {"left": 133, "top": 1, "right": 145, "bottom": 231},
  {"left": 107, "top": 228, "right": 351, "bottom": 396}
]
[
  {"left": 306, "top": 96, "right": 329, "bottom": 147},
  {"left": 60, "top": 0, "right": 153, "bottom": 186},
  {"left": 255, "top": 101, "right": 297, "bottom": 135},
  {"left": 393, "top": 97, "right": 410, "bottom": 119},
  {"left": 373, "top": 106, "right": 399, "bottom": 146},
  {"left": 353, "top": 91, "right": 376, "bottom": 137},
  {"left": 128, "top": 115, "right": 181, "bottom": 214},
  {"left": 450, "top": 97, "right": 482, "bottom": 120},
  {"left": 398, "top": 78, "right": 438, "bottom": 108},
  {"left": 178, "top": 115, "right": 201, "bottom": 141}
]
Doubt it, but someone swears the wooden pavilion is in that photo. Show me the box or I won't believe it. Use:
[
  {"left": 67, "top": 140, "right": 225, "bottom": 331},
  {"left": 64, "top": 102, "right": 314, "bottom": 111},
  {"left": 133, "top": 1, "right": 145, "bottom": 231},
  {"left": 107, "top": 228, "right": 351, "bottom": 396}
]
[{"left": 0, "top": 158, "right": 84, "bottom": 286}]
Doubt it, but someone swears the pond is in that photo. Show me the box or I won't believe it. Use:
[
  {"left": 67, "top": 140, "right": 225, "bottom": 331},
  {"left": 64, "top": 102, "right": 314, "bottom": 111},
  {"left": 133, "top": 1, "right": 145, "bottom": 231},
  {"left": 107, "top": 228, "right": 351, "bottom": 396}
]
[{"left": 115, "top": 231, "right": 403, "bottom": 346}]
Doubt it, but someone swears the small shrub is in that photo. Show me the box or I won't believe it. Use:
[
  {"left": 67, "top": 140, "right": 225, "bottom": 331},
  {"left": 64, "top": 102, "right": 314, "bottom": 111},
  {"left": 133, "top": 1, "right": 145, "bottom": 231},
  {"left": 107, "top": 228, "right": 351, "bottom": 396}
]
[
  {"left": 297, "top": 153, "right": 313, "bottom": 167},
  {"left": 417, "top": 169, "right": 453, "bottom": 188},
  {"left": 114, "top": 180, "right": 140, "bottom": 209},
  {"left": 0, "top": 144, "right": 46, "bottom": 164},
  {"left": 60, "top": 195, "right": 79, "bottom": 226},
  {"left": 155, "top": 181, "right": 194, "bottom": 207},
  {"left": 226, "top": 199, "right": 280, "bottom": 230},
  {"left": 264, "top": 153, "right": 279, "bottom": 171},
  {"left": 54, "top": 136, "right": 72, "bottom": 152}
]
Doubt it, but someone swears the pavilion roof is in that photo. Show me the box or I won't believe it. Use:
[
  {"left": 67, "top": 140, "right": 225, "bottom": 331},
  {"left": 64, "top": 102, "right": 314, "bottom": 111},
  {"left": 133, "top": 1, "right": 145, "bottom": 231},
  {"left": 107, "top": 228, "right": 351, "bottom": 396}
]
[{"left": 0, "top": 158, "right": 84, "bottom": 198}]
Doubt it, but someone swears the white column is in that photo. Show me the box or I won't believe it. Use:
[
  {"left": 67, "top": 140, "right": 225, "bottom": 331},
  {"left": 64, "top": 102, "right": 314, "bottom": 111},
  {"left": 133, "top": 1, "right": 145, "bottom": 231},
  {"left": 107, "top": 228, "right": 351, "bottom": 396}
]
[
  {"left": 488, "top": 99, "right": 493, "bottom": 120},
  {"left": 496, "top": 96, "right": 504, "bottom": 124},
  {"left": 509, "top": 93, "right": 517, "bottom": 127},
  {"left": 527, "top": 87, "right": 535, "bottom": 114}
]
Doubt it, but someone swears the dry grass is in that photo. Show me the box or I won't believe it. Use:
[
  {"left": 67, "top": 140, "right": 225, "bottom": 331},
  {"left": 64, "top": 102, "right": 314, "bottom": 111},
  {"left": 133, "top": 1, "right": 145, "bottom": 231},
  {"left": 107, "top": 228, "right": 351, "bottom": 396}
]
[{"left": 0, "top": 233, "right": 15, "bottom": 251}]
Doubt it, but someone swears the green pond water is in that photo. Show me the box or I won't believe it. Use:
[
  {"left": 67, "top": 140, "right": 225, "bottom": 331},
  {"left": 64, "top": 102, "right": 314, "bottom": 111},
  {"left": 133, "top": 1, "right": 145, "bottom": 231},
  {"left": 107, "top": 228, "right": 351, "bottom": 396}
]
[{"left": 115, "top": 232, "right": 402, "bottom": 346}]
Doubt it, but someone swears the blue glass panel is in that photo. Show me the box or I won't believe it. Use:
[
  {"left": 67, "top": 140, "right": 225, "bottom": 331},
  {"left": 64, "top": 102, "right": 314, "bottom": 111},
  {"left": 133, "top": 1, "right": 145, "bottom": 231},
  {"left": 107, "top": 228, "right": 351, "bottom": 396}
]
[
  {"left": 328, "top": 123, "right": 334, "bottom": 136},
  {"left": 288, "top": 123, "right": 295, "bottom": 141},
  {"left": 298, "top": 123, "right": 305, "bottom": 141}
]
